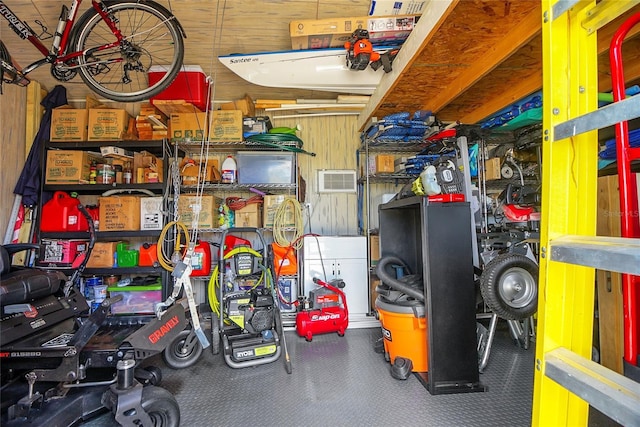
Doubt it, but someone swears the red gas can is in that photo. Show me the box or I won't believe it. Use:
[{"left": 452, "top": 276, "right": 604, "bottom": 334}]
[
  {"left": 40, "top": 191, "right": 90, "bottom": 232},
  {"left": 190, "top": 241, "right": 212, "bottom": 276}
]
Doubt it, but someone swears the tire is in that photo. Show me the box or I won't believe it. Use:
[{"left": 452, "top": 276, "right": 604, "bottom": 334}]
[
  {"left": 162, "top": 329, "right": 203, "bottom": 369},
  {"left": 72, "top": 1, "right": 184, "bottom": 102},
  {"left": 140, "top": 385, "right": 180, "bottom": 427},
  {"left": 480, "top": 253, "right": 538, "bottom": 320},
  {"left": 135, "top": 365, "right": 162, "bottom": 386},
  {"left": 211, "top": 320, "right": 220, "bottom": 355}
]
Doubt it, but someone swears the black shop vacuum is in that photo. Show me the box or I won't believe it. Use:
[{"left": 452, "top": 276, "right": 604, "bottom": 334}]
[{"left": 375, "top": 255, "right": 427, "bottom": 380}]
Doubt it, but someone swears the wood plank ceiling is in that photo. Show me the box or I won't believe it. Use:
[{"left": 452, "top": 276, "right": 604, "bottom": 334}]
[{"left": 2, "top": 1, "right": 639, "bottom": 128}]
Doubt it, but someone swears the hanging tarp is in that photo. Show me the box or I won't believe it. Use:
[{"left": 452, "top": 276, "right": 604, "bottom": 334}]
[{"left": 13, "top": 85, "right": 68, "bottom": 207}]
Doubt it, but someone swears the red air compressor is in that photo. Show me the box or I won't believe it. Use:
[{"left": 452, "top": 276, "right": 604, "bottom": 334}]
[{"left": 295, "top": 277, "right": 349, "bottom": 342}]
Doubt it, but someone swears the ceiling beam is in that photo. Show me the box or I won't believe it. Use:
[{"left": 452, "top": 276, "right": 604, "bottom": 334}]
[
  {"left": 356, "top": 0, "right": 458, "bottom": 131},
  {"left": 425, "top": 3, "right": 542, "bottom": 114}
]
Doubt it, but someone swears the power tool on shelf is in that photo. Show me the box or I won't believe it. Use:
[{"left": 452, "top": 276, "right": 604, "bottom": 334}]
[{"left": 345, "top": 29, "right": 380, "bottom": 71}]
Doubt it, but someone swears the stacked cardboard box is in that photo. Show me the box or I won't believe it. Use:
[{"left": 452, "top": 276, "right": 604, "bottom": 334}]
[{"left": 136, "top": 103, "right": 168, "bottom": 140}]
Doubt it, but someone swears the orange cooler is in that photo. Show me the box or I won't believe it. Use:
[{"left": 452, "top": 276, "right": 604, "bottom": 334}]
[{"left": 376, "top": 296, "right": 428, "bottom": 372}]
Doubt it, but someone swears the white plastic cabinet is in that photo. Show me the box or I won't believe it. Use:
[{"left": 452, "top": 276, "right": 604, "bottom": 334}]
[{"left": 302, "top": 236, "right": 369, "bottom": 318}]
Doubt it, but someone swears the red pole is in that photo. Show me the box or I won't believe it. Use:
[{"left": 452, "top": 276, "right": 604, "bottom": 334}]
[{"left": 609, "top": 12, "right": 640, "bottom": 368}]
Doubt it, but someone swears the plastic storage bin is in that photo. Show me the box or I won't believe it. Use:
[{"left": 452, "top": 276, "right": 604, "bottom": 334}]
[
  {"left": 236, "top": 151, "right": 295, "bottom": 184},
  {"left": 107, "top": 283, "right": 162, "bottom": 314}
]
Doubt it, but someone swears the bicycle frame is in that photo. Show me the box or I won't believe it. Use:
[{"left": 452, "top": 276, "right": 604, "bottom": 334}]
[{"left": 0, "top": 0, "right": 123, "bottom": 76}]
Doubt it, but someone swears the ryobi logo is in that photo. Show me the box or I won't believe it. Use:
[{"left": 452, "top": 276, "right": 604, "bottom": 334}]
[
  {"left": 235, "top": 350, "right": 254, "bottom": 359},
  {"left": 382, "top": 327, "right": 392, "bottom": 341}
]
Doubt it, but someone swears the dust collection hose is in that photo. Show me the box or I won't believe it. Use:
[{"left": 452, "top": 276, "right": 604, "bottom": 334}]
[{"left": 376, "top": 256, "right": 424, "bottom": 302}]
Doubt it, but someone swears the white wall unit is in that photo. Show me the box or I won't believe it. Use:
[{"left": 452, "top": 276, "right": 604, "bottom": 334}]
[{"left": 302, "top": 236, "right": 370, "bottom": 321}]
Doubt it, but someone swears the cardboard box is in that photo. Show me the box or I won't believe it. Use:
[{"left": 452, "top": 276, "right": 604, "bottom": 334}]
[
  {"left": 140, "top": 197, "right": 164, "bottom": 231},
  {"left": 369, "top": 235, "right": 380, "bottom": 264},
  {"left": 86, "top": 241, "right": 119, "bottom": 268},
  {"left": 210, "top": 110, "right": 243, "bottom": 142},
  {"left": 45, "top": 150, "right": 103, "bottom": 184},
  {"left": 88, "top": 109, "right": 132, "bottom": 141},
  {"left": 484, "top": 157, "right": 502, "bottom": 181},
  {"left": 133, "top": 151, "right": 163, "bottom": 183},
  {"left": 220, "top": 94, "right": 255, "bottom": 117},
  {"left": 38, "top": 239, "right": 88, "bottom": 268},
  {"left": 100, "top": 146, "right": 134, "bottom": 160},
  {"left": 290, "top": 15, "right": 417, "bottom": 49},
  {"left": 169, "top": 112, "right": 207, "bottom": 141},
  {"left": 368, "top": 0, "right": 426, "bottom": 16},
  {"left": 180, "top": 158, "right": 220, "bottom": 185},
  {"left": 177, "top": 194, "right": 219, "bottom": 229},
  {"left": 263, "top": 194, "right": 296, "bottom": 229},
  {"left": 99, "top": 196, "right": 141, "bottom": 231},
  {"left": 235, "top": 204, "right": 262, "bottom": 228},
  {"left": 375, "top": 154, "right": 395, "bottom": 173},
  {"left": 50, "top": 108, "right": 88, "bottom": 141}
]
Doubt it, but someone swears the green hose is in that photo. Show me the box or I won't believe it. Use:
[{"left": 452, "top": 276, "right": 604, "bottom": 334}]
[{"left": 246, "top": 133, "right": 316, "bottom": 156}]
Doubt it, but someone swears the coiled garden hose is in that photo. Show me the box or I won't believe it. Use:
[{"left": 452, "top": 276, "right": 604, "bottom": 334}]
[
  {"left": 246, "top": 133, "right": 316, "bottom": 156},
  {"left": 157, "top": 220, "right": 190, "bottom": 272}
]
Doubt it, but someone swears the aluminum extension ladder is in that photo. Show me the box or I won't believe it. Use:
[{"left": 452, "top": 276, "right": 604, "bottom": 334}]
[{"left": 532, "top": 1, "right": 640, "bottom": 426}]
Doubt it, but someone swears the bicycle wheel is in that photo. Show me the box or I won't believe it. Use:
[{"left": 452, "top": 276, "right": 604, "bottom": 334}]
[{"left": 72, "top": 0, "right": 184, "bottom": 102}]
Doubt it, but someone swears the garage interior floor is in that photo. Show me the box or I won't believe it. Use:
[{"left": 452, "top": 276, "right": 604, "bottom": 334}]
[
  {"left": 2, "top": 1, "right": 637, "bottom": 423},
  {"left": 82, "top": 322, "right": 534, "bottom": 427},
  {"left": 81, "top": 321, "right": 620, "bottom": 427}
]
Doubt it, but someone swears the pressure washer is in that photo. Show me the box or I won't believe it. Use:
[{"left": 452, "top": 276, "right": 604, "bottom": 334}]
[{"left": 208, "top": 228, "right": 291, "bottom": 373}]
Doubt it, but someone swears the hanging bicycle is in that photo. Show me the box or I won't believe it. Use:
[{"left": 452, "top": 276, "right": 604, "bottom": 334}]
[{"left": 0, "top": 0, "right": 185, "bottom": 102}]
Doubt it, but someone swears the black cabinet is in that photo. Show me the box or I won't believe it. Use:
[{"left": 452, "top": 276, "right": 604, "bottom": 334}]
[{"left": 379, "top": 196, "right": 485, "bottom": 394}]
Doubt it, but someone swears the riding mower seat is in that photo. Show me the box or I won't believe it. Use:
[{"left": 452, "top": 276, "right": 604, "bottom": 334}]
[{"left": 0, "top": 244, "right": 66, "bottom": 308}]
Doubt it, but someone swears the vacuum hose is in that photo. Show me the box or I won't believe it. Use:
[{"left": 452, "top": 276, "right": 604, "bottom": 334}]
[{"left": 376, "top": 256, "right": 425, "bottom": 302}]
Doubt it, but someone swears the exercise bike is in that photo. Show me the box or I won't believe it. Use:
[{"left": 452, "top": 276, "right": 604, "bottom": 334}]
[{"left": 1, "top": 205, "right": 186, "bottom": 426}]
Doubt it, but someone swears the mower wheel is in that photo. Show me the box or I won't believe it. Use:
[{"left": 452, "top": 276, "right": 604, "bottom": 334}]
[
  {"left": 480, "top": 253, "right": 538, "bottom": 320},
  {"left": 211, "top": 321, "right": 220, "bottom": 355},
  {"left": 140, "top": 385, "right": 180, "bottom": 427},
  {"left": 162, "top": 329, "right": 203, "bottom": 369},
  {"left": 136, "top": 365, "right": 162, "bottom": 386}
]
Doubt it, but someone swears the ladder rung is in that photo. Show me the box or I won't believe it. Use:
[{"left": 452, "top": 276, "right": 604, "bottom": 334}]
[
  {"left": 554, "top": 95, "right": 640, "bottom": 141},
  {"left": 545, "top": 347, "right": 640, "bottom": 427},
  {"left": 550, "top": 235, "right": 640, "bottom": 275},
  {"left": 551, "top": 0, "right": 583, "bottom": 21}
]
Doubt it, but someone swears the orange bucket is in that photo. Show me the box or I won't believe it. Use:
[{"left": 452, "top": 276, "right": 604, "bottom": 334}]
[{"left": 376, "top": 296, "right": 428, "bottom": 372}]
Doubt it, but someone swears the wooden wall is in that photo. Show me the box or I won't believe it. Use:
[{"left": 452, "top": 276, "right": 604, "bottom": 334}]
[
  {"left": 3, "top": 0, "right": 373, "bottom": 104},
  {"left": 0, "top": 84, "right": 27, "bottom": 241}
]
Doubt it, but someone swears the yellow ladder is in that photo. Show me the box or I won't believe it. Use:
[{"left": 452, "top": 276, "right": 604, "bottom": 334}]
[{"left": 533, "top": 1, "right": 640, "bottom": 426}]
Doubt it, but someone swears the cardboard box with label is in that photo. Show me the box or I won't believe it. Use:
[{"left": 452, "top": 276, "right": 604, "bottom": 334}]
[
  {"left": 235, "top": 204, "right": 262, "bottom": 228},
  {"left": 290, "top": 14, "right": 417, "bottom": 49},
  {"left": 169, "top": 112, "right": 207, "bottom": 142},
  {"left": 88, "top": 109, "right": 132, "bottom": 141},
  {"left": 177, "top": 194, "right": 219, "bottom": 229},
  {"left": 140, "top": 197, "right": 164, "bottom": 231},
  {"left": 368, "top": 0, "right": 426, "bottom": 16},
  {"left": 263, "top": 195, "right": 296, "bottom": 229},
  {"left": 99, "top": 195, "right": 141, "bottom": 231},
  {"left": 86, "top": 241, "right": 119, "bottom": 268},
  {"left": 45, "top": 150, "right": 103, "bottom": 184},
  {"left": 50, "top": 107, "right": 88, "bottom": 141},
  {"left": 210, "top": 110, "right": 243, "bottom": 142}
]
